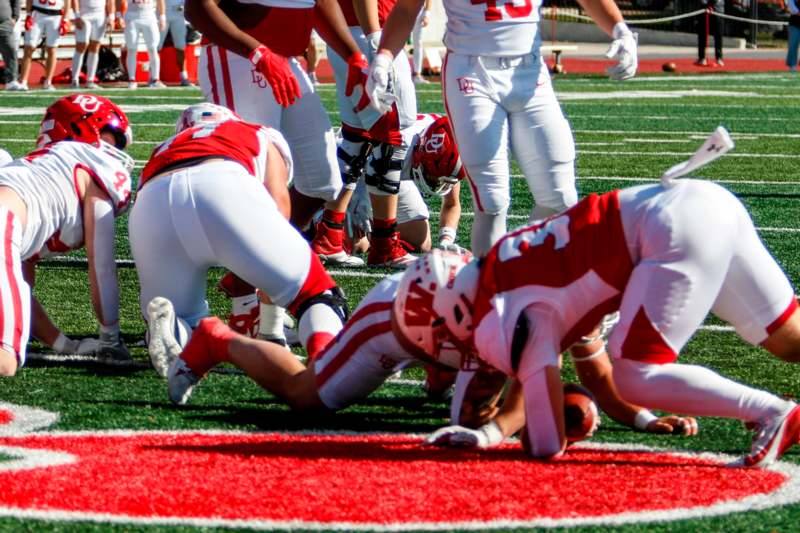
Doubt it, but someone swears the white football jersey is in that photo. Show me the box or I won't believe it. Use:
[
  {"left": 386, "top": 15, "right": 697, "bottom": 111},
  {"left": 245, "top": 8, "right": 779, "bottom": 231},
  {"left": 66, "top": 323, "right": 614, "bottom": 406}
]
[
  {"left": 0, "top": 142, "right": 132, "bottom": 260},
  {"left": 77, "top": 0, "right": 107, "bottom": 15},
  {"left": 443, "top": 0, "right": 542, "bottom": 56},
  {"left": 125, "top": 0, "right": 157, "bottom": 19}
]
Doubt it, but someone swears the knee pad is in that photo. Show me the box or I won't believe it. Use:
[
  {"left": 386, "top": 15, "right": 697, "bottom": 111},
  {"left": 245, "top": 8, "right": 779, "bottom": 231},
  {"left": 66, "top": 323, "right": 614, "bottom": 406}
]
[
  {"left": 338, "top": 130, "right": 374, "bottom": 187},
  {"left": 365, "top": 143, "right": 402, "bottom": 195},
  {"left": 294, "top": 285, "right": 350, "bottom": 325}
]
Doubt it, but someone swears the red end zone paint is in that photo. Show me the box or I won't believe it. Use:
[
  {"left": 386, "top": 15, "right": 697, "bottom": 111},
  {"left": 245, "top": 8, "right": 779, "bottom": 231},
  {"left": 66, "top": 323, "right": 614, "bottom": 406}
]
[{"left": 0, "top": 432, "right": 795, "bottom": 529}]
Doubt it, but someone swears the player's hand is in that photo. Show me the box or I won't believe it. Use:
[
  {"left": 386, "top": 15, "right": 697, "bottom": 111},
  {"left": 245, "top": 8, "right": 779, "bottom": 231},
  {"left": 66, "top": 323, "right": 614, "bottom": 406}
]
[
  {"left": 346, "top": 184, "right": 372, "bottom": 238},
  {"left": 646, "top": 416, "right": 699, "bottom": 436},
  {"left": 105, "top": 14, "right": 114, "bottom": 30},
  {"left": 426, "top": 421, "right": 504, "bottom": 449},
  {"left": 249, "top": 44, "right": 301, "bottom": 107},
  {"left": 116, "top": 16, "right": 124, "bottom": 30},
  {"left": 59, "top": 17, "right": 70, "bottom": 36},
  {"left": 73, "top": 17, "right": 84, "bottom": 30},
  {"left": 365, "top": 31, "right": 381, "bottom": 61},
  {"left": 366, "top": 51, "right": 396, "bottom": 114},
  {"left": 96, "top": 328, "right": 131, "bottom": 361},
  {"left": 24, "top": 15, "right": 34, "bottom": 31},
  {"left": 52, "top": 334, "right": 100, "bottom": 355},
  {"left": 605, "top": 24, "right": 638, "bottom": 81},
  {"left": 421, "top": 11, "right": 430, "bottom": 27},
  {"left": 437, "top": 240, "right": 468, "bottom": 255},
  {"left": 345, "top": 52, "right": 370, "bottom": 113}
]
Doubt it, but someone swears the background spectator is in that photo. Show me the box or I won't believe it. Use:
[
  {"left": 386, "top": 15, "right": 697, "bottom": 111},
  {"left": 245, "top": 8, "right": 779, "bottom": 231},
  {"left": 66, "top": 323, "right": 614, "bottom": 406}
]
[
  {"left": 0, "top": 0, "right": 20, "bottom": 89},
  {"left": 696, "top": 0, "right": 724, "bottom": 66},
  {"left": 70, "top": 0, "right": 114, "bottom": 88},
  {"left": 159, "top": 0, "right": 191, "bottom": 86},
  {"left": 19, "top": 0, "right": 71, "bottom": 90},
  {"left": 788, "top": 0, "right": 799, "bottom": 71},
  {"left": 411, "top": 0, "right": 432, "bottom": 84}
]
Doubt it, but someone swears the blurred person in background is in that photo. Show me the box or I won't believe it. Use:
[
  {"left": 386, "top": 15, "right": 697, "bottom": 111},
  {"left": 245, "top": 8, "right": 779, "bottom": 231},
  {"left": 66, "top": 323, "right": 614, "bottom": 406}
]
[
  {"left": 0, "top": 0, "right": 21, "bottom": 89},
  {"left": 696, "top": 0, "right": 724, "bottom": 67},
  {"left": 410, "top": 0, "right": 430, "bottom": 84},
  {"left": 787, "top": 0, "right": 799, "bottom": 71},
  {"left": 70, "top": 0, "right": 114, "bottom": 88},
  {"left": 159, "top": 0, "right": 192, "bottom": 86},
  {"left": 19, "top": 0, "right": 72, "bottom": 90}
]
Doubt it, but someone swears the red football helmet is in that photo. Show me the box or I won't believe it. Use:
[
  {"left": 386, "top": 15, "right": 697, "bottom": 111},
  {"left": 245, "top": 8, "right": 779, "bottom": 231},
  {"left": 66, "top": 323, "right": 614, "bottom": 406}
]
[
  {"left": 37, "top": 94, "right": 132, "bottom": 150},
  {"left": 410, "top": 116, "right": 465, "bottom": 197}
]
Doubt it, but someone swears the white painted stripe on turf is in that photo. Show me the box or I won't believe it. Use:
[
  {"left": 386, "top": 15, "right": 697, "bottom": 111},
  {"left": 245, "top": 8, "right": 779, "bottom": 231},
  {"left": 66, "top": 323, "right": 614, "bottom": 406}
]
[
  {"left": 0, "top": 445, "right": 76, "bottom": 471},
  {"left": 0, "top": 437, "right": 796, "bottom": 530},
  {"left": 0, "top": 403, "right": 59, "bottom": 435},
  {"left": 580, "top": 150, "right": 800, "bottom": 158},
  {"left": 574, "top": 129, "right": 800, "bottom": 139}
]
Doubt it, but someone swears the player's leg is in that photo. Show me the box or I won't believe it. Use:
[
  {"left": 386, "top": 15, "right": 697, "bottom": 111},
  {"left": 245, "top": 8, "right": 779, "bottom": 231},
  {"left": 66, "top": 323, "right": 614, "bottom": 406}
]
[
  {"left": 124, "top": 20, "right": 139, "bottom": 86},
  {"left": 411, "top": 10, "right": 425, "bottom": 82},
  {"left": 509, "top": 57, "right": 578, "bottom": 222},
  {"left": 41, "top": 15, "right": 60, "bottom": 87},
  {"left": 442, "top": 52, "right": 511, "bottom": 257},
  {"left": 141, "top": 18, "right": 162, "bottom": 85},
  {"left": 85, "top": 39, "right": 102, "bottom": 87},
  {"left": 396, "top": 179, "right": 431, "bottom": 252},
  {"left": 168, "top": 17, "right": 189, "bottom": 84},
  {"left": 72, "top": 22, "right": 89, "bottom": 86},
  {"left": 0, "top": 209, "right": 31, "bottom": 377}
]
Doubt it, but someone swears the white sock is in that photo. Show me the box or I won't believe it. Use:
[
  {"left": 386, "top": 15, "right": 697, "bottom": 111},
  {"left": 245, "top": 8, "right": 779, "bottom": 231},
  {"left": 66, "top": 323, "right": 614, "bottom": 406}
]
[
  {"left": 148, "top": 47, "right": 160, "bottom": 81},
  {"left": 126, "top": 50, "right": 137, "bottom": 82},
  {"left": 72, "top": 50, "right": 84, "bottom": 82},
  {"left": 86, "top": 52, "right": 99, "bottom": 83},
  {"left": 259, "top": 303, "right": 285, "bottom": 342},
  {"left": 613, "top": 359, "right": 794, "bottom": 423}
]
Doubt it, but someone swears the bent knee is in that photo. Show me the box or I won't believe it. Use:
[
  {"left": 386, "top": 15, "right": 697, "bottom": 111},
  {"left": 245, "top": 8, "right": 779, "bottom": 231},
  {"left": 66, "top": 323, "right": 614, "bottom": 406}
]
[{"left": 0, "top": 351, "right": 19, "bottom": 376}]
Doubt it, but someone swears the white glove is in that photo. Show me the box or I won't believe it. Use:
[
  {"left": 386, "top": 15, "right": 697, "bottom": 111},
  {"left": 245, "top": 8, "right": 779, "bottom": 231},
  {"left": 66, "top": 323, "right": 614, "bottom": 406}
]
[
  {"left": 605, "top": 23, "right": 638, "bottom": 81},
  {"left": 438, "top": 240, "right": 468, "bottom": 255},
  {"left": 426, "top": 421, "right": 504, "bottom": 449},
  {"left": 366, "top": 52, "right": 396, "bottom": 114},
  {"left": 346, "top": 181, "right": 372, "bottom": 238},
  {"left": 96, "top": 326, "right": 131, "bottom": 361},
  {"left": 52, "top": 333, "right": 100, "bottom": 355},
  {"left": 365, "top": 31, "right": 382, "bottom": 61}
]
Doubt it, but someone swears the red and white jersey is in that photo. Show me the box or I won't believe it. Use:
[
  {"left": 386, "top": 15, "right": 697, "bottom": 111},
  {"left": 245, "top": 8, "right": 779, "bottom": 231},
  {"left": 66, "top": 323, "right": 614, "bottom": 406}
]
[
  {"left": 314, "top": 272, "right": 464, "bottom": 410},
  {"left": 125, "top": 0, "right": 158, "bottom": 18},
  {"left": 140, "top": 119, "right": 292, "bottom": 189},
  {"left": 33, "top": 0, "right": 66, "bottom": 12},
  {"left": 473, "top": 190, "right": 633, "bottom": 378},
  {"left": 210, "top": 0, "right": 314, "bottom": 56},
  {"left": 0, "top": 142, "right": 132, "bottom": 260},
  {"left": 443, "top": 0, "right": 542, "bottom": 56},
  {"left": 77, "top": 0, "right": 107, "bottom": 16},
  {"left": 337, "top": 0, "right": 395, "bottom": 27}
]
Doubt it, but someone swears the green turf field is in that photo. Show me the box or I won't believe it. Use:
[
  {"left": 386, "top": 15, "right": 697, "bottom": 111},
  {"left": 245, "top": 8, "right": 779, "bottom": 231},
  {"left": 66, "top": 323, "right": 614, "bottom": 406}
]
[{"left": 0, "top": 72, "right": 799, "bottom": 531}]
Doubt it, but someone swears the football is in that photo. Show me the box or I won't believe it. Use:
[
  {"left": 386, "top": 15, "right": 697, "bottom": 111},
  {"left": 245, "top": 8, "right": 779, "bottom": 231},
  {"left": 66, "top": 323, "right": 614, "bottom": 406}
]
[
  {"left": 563, "top": 383, "right": 600, "bottom": 443},
  {"left": 662, "top": 62, "right": 677, "bottom": 73},
  {"left": 551, "top": 63, "right": 564, "bottom": 75}
]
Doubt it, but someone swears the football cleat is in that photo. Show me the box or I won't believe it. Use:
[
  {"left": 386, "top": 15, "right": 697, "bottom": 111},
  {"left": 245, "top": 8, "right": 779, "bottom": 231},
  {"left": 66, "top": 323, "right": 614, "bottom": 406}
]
[
  {"left": 742, "top": 404, "right": 800, "bottom": 468},
  {"left": 167, "top": 356, "right": 201, "bottom": 406},
  {"left": 311, "top": 219, "right": 364, "bottom": 267},
  {"left": 228, "top": 303, "right": 260, "bottom": 338},
  {"left": 367, "top": 232, "right": 416, "bottom": 269},
  {"left": 146, "top": 297, "right": 182, "bottom": 378}
]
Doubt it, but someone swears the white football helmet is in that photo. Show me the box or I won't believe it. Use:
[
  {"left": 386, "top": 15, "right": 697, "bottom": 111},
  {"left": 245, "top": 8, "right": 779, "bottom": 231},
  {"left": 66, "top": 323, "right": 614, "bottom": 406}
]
[
  {"left": 175, "top": 102, "right": 239, "bottom": 134},
  {"left": 432, "top": 257, "right": 481, "bottom": 342},
  {"left": 393, "top": 249, "right": 473, "bottom": 359}
]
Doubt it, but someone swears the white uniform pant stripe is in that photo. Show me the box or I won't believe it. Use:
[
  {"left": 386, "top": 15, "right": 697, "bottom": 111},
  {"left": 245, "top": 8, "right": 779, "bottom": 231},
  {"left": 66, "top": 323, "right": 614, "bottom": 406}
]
[{"left": 0, "top": 210, "right": 30, "bottom": 365}]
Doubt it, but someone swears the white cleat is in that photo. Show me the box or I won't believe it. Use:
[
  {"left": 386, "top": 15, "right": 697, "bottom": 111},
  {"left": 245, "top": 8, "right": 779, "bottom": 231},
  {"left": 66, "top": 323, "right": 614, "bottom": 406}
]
[
  {"left": 127, "top": 82, "right": 138, "bottom": 89},
  {"left": 167, "top": 356, "right": 200, "bottom": 406},
  {"left": 318, "top": 250, "right": 365, "bottom": 267},
  {"left": 69, "top": 80, "right": 80, "bottom": 89},
  {"left": 148, "top": 79, "right": 166, "bottom": 88},
  {"left": 739, "top": 404, "right": 800, "bottom": 468},
  {"left": 85, "top": 82, "right": 100, "bottom": 89},
  {"left": 146, "top": 297, "right": 181, "bottom": 378}
]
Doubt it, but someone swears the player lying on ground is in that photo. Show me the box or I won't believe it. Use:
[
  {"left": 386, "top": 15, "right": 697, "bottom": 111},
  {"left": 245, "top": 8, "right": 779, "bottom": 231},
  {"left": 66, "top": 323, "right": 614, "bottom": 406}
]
[
  {"left": 0, "top": 94, "right": 134, "bottom": 375},
  {"left": 150, "top": 248, "right": 696, "bottom": 448},
  {"left": 433, "top": 164, "right": 800, "bottom": 465},
  {"left": 367, "top": 0, "right": 638, "bottom": 256},
  {"left": 134, "top": 104, "right": 349, "bottom": 377}
]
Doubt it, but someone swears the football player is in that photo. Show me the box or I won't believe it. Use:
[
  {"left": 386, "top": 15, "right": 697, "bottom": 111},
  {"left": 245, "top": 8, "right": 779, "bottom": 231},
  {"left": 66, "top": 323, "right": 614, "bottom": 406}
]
[
  {"left": 120, "top": 0, "right": 167, "bottom": 88},
  {"left": 156, "top": 248, "right": 696, "bottom": 448},
  {"left": 368, "top": 0, "right": 638, "bottom": 256},
  {"left": 433, "top": 177, "right": 800, "bottom": 466},
  {"left": 309, "top": 0, "right": 420, "bottom": 268},
  {"left": 185, "top": 0, "right": 371, "bottom": 232},
  {"left": 133, "top": 103, "right": 348, "bottom": 378},
  {"left": 0, "top": 94, "right": 134, "bottom": 376},
  {"left": 70, "top": 0, "right": 115, "bottom": 88},
  {"left": 19, "top": 0, "right": 73, "bottom": 90}
]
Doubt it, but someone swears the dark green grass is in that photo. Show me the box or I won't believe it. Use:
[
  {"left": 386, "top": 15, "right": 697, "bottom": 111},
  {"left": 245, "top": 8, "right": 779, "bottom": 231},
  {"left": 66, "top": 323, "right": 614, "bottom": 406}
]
[{"left": 0, "top": 73, "right": 799, "bottom": 531}]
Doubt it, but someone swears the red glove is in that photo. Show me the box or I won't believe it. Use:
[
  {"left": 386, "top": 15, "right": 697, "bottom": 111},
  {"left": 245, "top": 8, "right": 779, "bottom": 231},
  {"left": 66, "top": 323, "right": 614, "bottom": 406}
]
[
  {"left": 249, "top": 45, "right": 301, "bottom": 108},
  {"left": 345, "top": 52, "right": 370, "bottom": 113},
  {"left": 24, "top": 15, "right": 33, "bottom": 31},
  {"left": 58, "top": 17, "right": 70, "bottom": 36}
]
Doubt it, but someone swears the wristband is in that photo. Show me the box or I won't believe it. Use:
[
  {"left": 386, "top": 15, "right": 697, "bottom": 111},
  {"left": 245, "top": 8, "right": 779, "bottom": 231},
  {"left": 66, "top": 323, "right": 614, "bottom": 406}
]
[
  {"left": 612, "top": 21, "right": 632, "bottom": 39},
  {"left": 570, "top": 343, "right": 606, "bottom": 362},
  {"left": 158, "top": 13, "right": 165, "bottom": 22},
  {"left": 479, "top": 420, "right": 504, "bottom": 446},
  {"left": 634, "top": 409, "right": 657, "bottom": 430},
  {"left": 439, "top": 226, "right": 456, "bottom": 244},
  {"left": 422, "top": 9, "right": 431, "bottom": 18},
  {"left": 73, "top": 10, "right": 80, "bottom": 18},
  {"left": 249, "top": 44, "right": 268, "bottom": 67}
]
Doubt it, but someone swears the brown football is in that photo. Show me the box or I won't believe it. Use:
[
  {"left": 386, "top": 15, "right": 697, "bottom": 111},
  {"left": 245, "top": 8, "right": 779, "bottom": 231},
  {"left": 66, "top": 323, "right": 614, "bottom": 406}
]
[
  {"left": 662, "top": 62, "right": 677, "bottom": 73},
  {"left": 563, "top": 383, "right": 600, "bottom": 444}
]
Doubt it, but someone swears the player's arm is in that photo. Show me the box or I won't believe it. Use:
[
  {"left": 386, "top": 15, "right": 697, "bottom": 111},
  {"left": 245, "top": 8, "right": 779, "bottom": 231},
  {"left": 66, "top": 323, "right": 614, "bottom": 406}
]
[
  {"left": 157, "top": 0, "right": 166, "bottom": 28},
  {"left": 352, "top": 0, "right": 381, "bottom": 56},
  {"left": 375, "top": 0, "right": 423, "bottom": 58},
  {"left": 570, "top": 332, "right": 698, "bottom": 435},
  {"left": 264, "top": 142, "right": 291, "bottom": 220},
  {"left": 438, "top": 182, "right": 461, "bottom": 248},
  {"left": 313, "top": 0, "right": 363, "bottom": 59},
  {"left": 184, "top": 0, "right": 261, "bottom": 58},
  {"left": 575, "top": 0, "right": 637, "bottom": 80},
  {"left": 83, "top": 179, "right": 129, "bottom": 359}
]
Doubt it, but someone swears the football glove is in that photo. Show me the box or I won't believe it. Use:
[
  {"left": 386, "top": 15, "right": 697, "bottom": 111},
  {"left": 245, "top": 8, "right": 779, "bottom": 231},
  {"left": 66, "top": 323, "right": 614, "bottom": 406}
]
[
  {"left": 365, "top": 31, "right": 381, "bottom": 61},
  {"left": 249, "top": 44, "right": 301, "bottom": 107},
  {"left": 366, "top": 52, "right": 396, "bottom": 114},
  {"left": 24, "top": 15, "right": 33, "bottom": 31},
  {"left": 345, "top": 52, "right": 371, "bottom": 113},
  {"left": 426, "top": 421, "right": 504, "bottom": 449},
  {"left": 58, "top": 17, "right": 70, "bottom": 36},
  {"left": 346, "top": 182, "right": 372, "bottom": 238},
  {"left": 605, "top": 23, "right": 638, "bottom": 81},
  {"left": 52, "top": 333, "right": 100, "bottom": 355},
  {"left": 97, "top": 328, "right": 131, "bottom": 361},
  {"left": 437, "top": 240, "right": 468, "bottom": 255}
]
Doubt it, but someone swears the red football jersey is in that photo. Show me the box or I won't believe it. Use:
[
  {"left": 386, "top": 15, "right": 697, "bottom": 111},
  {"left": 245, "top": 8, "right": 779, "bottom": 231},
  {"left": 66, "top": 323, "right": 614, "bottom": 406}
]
[
  {"left": 337, "top": 0, "right": 396, "bottom": 27},
  {"left": 474, "top": 190, "right": 634, "bottom": 358},
  {"left": 140, "top": 120, "right": 273, "bottom": 188}
]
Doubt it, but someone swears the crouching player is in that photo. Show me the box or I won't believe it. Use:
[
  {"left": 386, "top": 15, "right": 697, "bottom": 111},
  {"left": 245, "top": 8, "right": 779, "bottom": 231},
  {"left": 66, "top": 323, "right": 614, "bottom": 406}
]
[
  {"left": 0, "top": 94, "right": 134, "bottom": 375},
  {"left": 433, "top": 175, "right": 800, "bottom": 466},
  {"left": 132, "top": 103, "right": 348, "bottom": 377}
]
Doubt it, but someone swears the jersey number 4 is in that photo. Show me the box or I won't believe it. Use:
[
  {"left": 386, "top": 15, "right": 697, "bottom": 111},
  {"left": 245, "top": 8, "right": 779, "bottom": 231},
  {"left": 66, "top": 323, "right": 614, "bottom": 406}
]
[{"left": 471, "top": 0, "right": 532, "bottom": 21}]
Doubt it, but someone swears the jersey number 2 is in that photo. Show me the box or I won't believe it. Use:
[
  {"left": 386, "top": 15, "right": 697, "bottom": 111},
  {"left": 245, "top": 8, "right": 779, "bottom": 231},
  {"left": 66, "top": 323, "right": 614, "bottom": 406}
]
[{"left": 471, "top": 0, "right": 532, "bottom": 21}]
